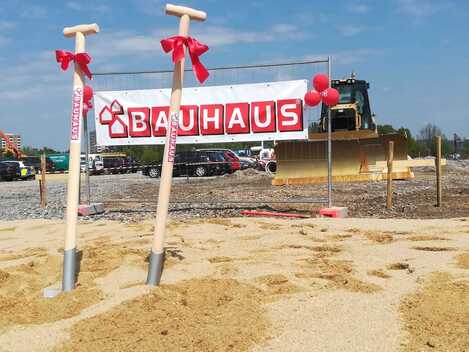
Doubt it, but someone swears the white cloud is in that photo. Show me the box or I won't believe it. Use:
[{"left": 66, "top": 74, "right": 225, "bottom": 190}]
[
  {"left": 66, "top": 1, "right": 82, "bottom": 10},
  {"left": 272, "top": 24, "right": 297, "bottom": 33},
  {"left": 348, "top": 3, "right": 371, "bottom": 14},
  {"left": 304, "top": 48, "right": 384, "bottom": 65},
  {"left": 66, "top": 1, "right": 110, "bottom": 12},
  {"left": 0, "top": 34, "right": 10, "bottom": 46},
  {"left": 154, "top": 24, "right": 306, "bottom": 47},
  {"left": 337, "top": 24, "right": 367, "bottom": 37},
  {"left": 397, "top": 0, "right": 450, "bottom": 20},
  {"left": 87, "top": 31, "right": 162, "bottom": 62},
  {"left": 0, "top": 20, "right": 15, "bottom": 29},
  {"left": 86, "top": 23, "right": 306, "bottom": 65},
  {"left": 133, "top": 0, "right": 164, "bottom": 15},
  {"left": 20, "top": 5, "right": 47, "bottom": 19}
]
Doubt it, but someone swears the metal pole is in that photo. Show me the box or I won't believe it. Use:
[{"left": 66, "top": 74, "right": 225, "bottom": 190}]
[
  {"left": 435, "top": 136, "right": 442, "bottom": 207},
  {"left": 40, "top": 153, "right": 46, "bottom": 208},
  {"left": 386, "top": 141, "right": 394, "bottom": 209},
  {"left": 327, "top": 56, "right": 332, "bottom": 208},
  {"left": 83, "top": 113, "right": 91, "bottom": 205}
]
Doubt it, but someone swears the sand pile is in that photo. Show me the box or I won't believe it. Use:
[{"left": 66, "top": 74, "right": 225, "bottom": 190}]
[
  {"left": 55, "top": 278, "right": 270, "bottom": 352},
  {"left": 0, "top": 217, "right": 468, "bottom": 351},
  {"left": 400, "top": 272, "right": 469, "bottom": 351},
  {"left": 0, "top": 254, "right": 103, "bottom": 330},
  {"left": 456, "top": 252, "right": 469, "bottom": 269}
]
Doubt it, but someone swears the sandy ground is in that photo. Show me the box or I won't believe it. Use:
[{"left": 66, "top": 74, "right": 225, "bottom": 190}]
[{"left": 0, "top": 217, "right": 468, "bottom": 351}]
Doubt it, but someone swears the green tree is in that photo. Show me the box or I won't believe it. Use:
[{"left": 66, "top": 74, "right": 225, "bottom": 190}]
[
  {"left": 140, "top": 146, "right": 163, "bottom": 162},
  {"left": 416, "top": 123, "right": 453, "bottom": 157},
  {"left": 377, "top": 124, "right": 396, "bottom": 134},
  {"left": 461, "top": 139, "right": 469, "bottom": 158}
]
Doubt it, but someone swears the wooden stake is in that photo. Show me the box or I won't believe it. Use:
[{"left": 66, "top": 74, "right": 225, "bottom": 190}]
[
  {"left": 435, "top": 136, "right": 442, "bottom": 207},
  {"left": 147, "top": 4, "right": 207, "bottom": 286},
  {"left": 386, "top": 141, "right": 394, "bottom": 209},
  {"left": 40, "top": 153, "right": 46, "bottom": 208},
  {"left": 62, "top": 23, "right": 99, "bottom": 292}
]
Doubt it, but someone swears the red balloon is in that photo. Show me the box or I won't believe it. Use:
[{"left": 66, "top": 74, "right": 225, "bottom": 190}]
[
  {"left": 321, "top": 88, "right": 340, "bottom": 107},
  {"left": 83, "top": 85, "right": 93, "bottom": 103},
  {"left": 304, "top": 90, "right": 321, "bottom": 107},
  {"left": 313, "top": 74, "right": 329, "bottom": 93}
]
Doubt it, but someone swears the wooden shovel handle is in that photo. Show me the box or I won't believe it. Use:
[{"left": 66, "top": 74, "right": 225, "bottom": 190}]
[
  {"left": 64, "top": 23, "right": 100, "bottom": 37},
  {"left": 165, "top": 4, "right": 206, "bottom": 21}
]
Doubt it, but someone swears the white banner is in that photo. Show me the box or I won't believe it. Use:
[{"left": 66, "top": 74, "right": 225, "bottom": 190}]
[{"left": 94, "top": 80, "right": 308, "bottom": 146}]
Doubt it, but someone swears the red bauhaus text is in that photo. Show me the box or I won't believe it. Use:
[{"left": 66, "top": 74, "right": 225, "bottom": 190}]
[{"left": 99, "top": 99, "right": 303, "bottom": 139}]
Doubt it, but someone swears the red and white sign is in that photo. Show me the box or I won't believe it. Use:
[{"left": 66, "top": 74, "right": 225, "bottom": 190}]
[
  {"left": 70, "top": 86, "right": 83, "bottom": 142},
  {"left": 94, "top": 80, "right": 307, "bottom": 145}
]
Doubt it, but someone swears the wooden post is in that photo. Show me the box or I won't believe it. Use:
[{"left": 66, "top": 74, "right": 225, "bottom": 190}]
[
  {"left": 62, "top": 23, "right": 99, "bottom": 292},
  {"left": 147, "top": 4, "right": 207, "bottom": 286},
  {"left": 435, "top": 136, "right": 442, "bottom": 207},
  {"left": 386, "top": 141, "right": 394, "bottom": 209},
  {"left": 40, "top": 153, "right": 46, "bottom": 208}
]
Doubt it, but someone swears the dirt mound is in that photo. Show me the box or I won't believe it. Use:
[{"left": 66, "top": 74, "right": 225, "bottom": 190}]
[
  {"left": 0, "top": 247, "right": 48, "bottom": 261},
  {"left": 412, "top": 246, "right": 456, "bottom": 252},
  {"left": 57, "top": 278, "right": 270, "bottom": 352},
  {"left": 0, "top": 241, "right": 170, "bottom": 331},
  {"left": 365, "top": 231, "right": 394, "bottom": 244},
  {"left": 298, "top": 258, "right": 381, "bottom": 293},
  {"left": 387, "top": 262, "right": 410, "bottom": 270},
  {"left": 367, "top": 270, "right": 391, "bottom": 279},
  {"left": 226, "top": 168, "right": 266, "bottom": 179},
  {"left": 400, "top": 272, "right": 469, "bottom": 351},
  {"left": 408, "top": 235, "right": 449, "bottom": 241},
  {"left": 455, "top": 252, "right": 469, "bottom": 269},
  {"left": 0, "top": 255, "right": 103, "bottom": 330},
  {"left": 255, "top": 274, "right": 302, "bottom": 296},
  {"left": 0, "top": 270, "right": 10, "bottom": 283}
]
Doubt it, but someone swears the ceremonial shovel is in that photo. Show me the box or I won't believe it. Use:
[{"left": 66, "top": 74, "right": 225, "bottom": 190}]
[
  {"left": 62, "top": 24, "right": 99, "bottom": 291},
  {"left": 147, "top": 4, "right": 207, "bottom": 285}
]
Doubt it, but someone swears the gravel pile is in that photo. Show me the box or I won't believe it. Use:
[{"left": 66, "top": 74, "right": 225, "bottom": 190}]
[
  {"left": 0, "top": 159, "right": 467, "bottom": 222},
  {"left": 0, "top": 174, "right": 146, "bottom": 222}
]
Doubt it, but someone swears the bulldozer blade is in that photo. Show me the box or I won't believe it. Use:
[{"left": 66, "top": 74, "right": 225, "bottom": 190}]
[{"left": 273, "top": 133, "right": 412, "bottom": 185}]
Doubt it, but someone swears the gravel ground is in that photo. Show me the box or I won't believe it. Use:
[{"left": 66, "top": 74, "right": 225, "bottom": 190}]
[{"left": 0, "top": 160, "right": 467, "bottom": 222}]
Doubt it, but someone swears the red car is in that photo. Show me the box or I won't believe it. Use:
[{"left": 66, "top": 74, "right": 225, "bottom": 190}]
[{"left": 223, "top": 151, "right": 241, "bottom": 173}]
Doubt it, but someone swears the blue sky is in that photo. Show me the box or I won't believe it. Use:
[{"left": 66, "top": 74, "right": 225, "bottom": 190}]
[{"left": 0, "top": 0, "right": 468, "bottom": 150}]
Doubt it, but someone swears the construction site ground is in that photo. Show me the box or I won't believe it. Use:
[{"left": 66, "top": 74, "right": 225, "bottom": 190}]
[
  {"left": 0, "top": 160, "right": 468, "bottom": 222},
  {"left": 103, "top": 160, "right": 469, "bottom": 221},
  {"left": 0, "top": 160, "right": 468, "bottom": 351}
]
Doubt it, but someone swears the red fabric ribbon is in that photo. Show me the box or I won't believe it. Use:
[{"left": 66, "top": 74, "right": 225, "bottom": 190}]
[
  {"left": 161, "top": 36, "right": 209, "bottom": 84},
  {"left": 55, "top": 50, "right": 93, "bottom": 80}
]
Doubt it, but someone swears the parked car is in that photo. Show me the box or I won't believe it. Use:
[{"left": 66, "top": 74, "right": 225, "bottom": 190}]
[
  {"left": 233, "top": 149, "right": 257, "bottom": 168},
  {"left": 1, "top": 161, "right": 35, "bottom": 180},
  {"left": 20, "top": 156, "right": 54, "bottom": 173},
  {"left": 142, "top": 151, "right": 229, "bottom": 178},
  {"left": 197, "top": 149, "right": 241, "bottom": 173},
  {"left": 102, "top": 156, "right": 125, "bottom": 174},
  {"left": 0, "top": 161, "right": 20, "bottom": 181},
  {"left": 205, "top": 151, "right": 231, "bottom": 175}
]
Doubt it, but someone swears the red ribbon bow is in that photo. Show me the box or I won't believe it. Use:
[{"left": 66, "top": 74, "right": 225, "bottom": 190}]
[
  {"left": 55, "top": 50, "right": 93, "bottom": 80},
  {"left": 161, "top": 36, "right": 209, "bottom": 84}
]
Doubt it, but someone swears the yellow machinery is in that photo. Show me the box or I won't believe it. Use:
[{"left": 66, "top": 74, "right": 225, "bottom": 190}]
[{"left": 273, "top": 75, "right": 414, "bottom": 185}]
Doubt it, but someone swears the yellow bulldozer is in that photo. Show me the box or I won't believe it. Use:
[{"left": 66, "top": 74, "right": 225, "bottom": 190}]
[{"left": 273, "top": 74, "right": 421, "bottom": 185}]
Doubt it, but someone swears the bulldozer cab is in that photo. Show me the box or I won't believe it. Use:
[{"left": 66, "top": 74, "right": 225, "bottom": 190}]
[{"left": 319, "top": 77, "right": 376, "bottom": 133}]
